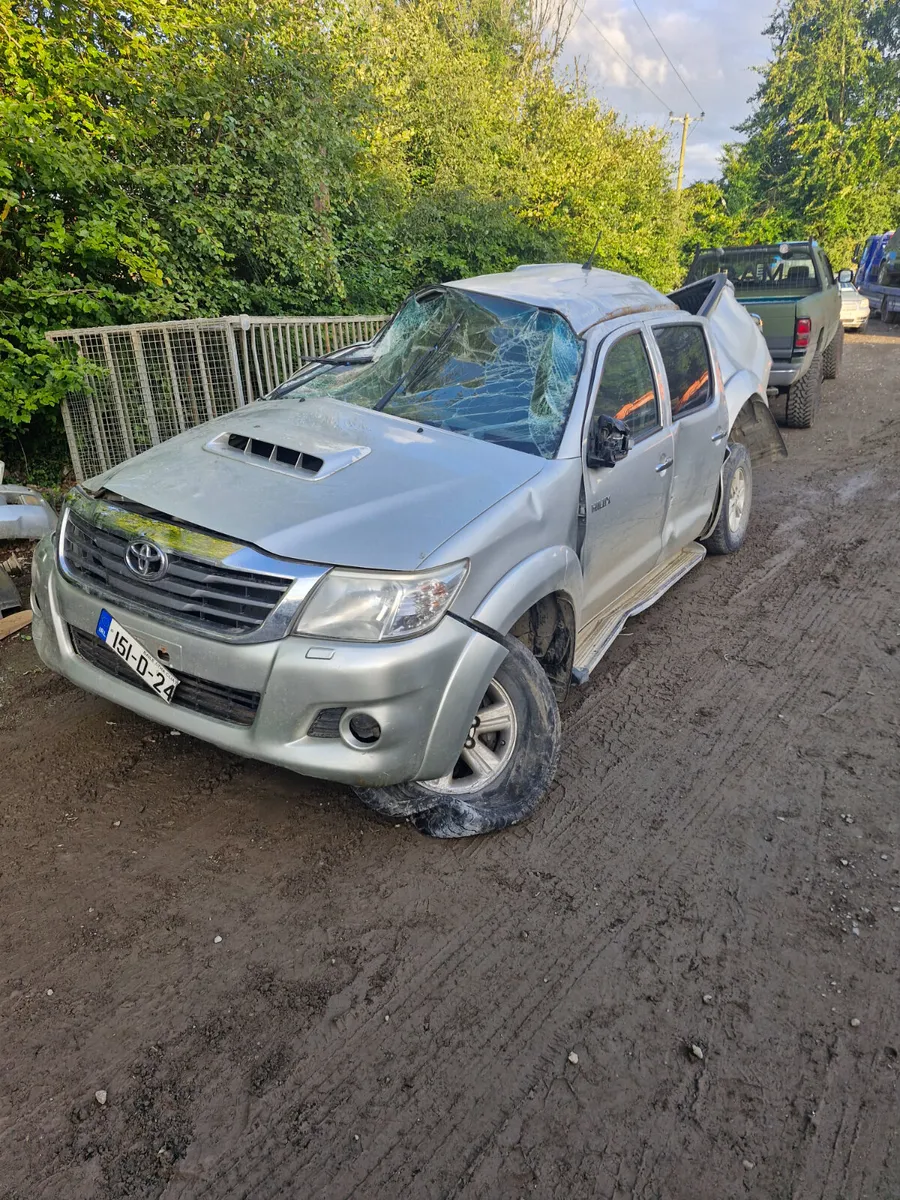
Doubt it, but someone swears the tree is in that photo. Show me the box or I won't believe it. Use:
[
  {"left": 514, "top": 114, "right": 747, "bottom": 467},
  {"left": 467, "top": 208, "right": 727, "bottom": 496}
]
[{"left": 723, "top": 0, "right": 900, "bottom": 265}]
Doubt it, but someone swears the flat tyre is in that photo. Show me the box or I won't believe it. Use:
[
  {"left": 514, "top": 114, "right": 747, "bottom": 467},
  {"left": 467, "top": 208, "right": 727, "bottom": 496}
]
[{"left": 355, "top": 632, "right": 561, "bottom": 838}]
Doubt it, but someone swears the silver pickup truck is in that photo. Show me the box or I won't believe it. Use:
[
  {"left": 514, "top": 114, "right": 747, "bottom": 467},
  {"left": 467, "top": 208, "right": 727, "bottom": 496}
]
[{"left": 32, "top": 264, "right": 783, "bottom": 837}]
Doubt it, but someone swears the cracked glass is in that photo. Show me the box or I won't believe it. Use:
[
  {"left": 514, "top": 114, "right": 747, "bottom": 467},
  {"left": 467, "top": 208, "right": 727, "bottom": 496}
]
[{"left": 284, "top": 288, "right": 584, "bottom": 458}]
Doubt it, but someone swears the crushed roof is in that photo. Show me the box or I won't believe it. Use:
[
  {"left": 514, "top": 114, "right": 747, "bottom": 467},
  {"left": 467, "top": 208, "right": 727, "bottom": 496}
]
[{"left": 449, "top": 263, "right": 676, "bottom": 334}]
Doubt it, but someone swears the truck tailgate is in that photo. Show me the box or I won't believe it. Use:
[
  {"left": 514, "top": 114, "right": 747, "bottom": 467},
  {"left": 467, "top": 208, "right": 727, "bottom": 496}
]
[{"left": 733, "top": 296, "right": 797, "bottom": 359}]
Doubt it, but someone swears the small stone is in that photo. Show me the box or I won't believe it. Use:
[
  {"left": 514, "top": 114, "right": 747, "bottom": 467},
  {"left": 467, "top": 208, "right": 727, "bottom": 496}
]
[
  {"left": 95, "top": 1090, "right": 107, "bottom": 1106},
  {"left": 850, "top": 1017, "right": 861, "bottom": 1028},
  {"left": 851, "top": 925, "right": 861, "bottom": 936},
  {"left": 353, "top": 1134, "right": 360, "bottom": 1141},
  {"left": 46, "top": 989, "right": 53, "bottom": 996},
  {"left": 839, "top": 858, "right": 849, "bottom": 866},
  {"left": 567, "top": 1051, "right": 579, "bottom": 1065},
  {"left": 213, "top": 935, "right": 222, "bottom": 944},
  {"left": 112, "top": 820, "right": 121, "bottom": 828},
  {"left": 690, "top": 1044, "right": 704, "bottom": 1060},
  {"left": 169, "top": 730, "right": 181, "bottom": 737},
  {"left": 881, "top": 854, "right": 889, "bottom": 861},
  {"left": 702, "top": 994, "right": 713, "bottom": 1004},
  {"left": 384, "top": 1014, "right": 390, "bottom": 1023},
  {"left": 892, "top": 907, "right": 900, "bottom": 914},
  {"left": 743, "top": 1160, "right": 755, "bottom": 1170}
]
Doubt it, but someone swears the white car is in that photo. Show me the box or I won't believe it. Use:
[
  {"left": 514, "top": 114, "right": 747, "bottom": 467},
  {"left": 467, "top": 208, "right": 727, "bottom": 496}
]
[{"left": 839, "top": 280, "right": 870, "bottom": 331}]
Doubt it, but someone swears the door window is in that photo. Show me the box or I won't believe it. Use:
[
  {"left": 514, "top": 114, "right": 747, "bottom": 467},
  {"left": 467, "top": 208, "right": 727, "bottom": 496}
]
[
  {"left": 653, "top": 325, "right": 712, "bottom": 419},
  {"left": 591, "top": 333, "right": 660, "bottom": 440}
]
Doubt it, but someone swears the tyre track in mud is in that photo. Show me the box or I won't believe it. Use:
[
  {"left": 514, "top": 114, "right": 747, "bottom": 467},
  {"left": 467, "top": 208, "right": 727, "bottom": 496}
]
[
  {"left": 170, "top": 343, "right": 900, "bottom": 1195},
  {"left": 2, "top": 328, "right": 899, "bottom": 1200}
]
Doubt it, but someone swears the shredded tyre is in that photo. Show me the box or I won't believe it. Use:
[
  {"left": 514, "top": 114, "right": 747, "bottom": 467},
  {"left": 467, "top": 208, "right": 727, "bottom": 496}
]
[
  {"left": 703, "top": 443, "right": 752, "bottom": 556},
  {"left": 354, "top": 632, "right": 561, "bottom": 838},
  {"left": 784, "top": 352, "right": 823, "bottom": 428},
  {"left": 823, "top": 325, "right": 843, "bottom": 380}
]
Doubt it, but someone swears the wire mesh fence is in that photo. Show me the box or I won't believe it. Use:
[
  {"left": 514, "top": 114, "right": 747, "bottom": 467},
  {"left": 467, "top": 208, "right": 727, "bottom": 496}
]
[{"left": 47, "top": 314, "right": 388, "bottom": 481}]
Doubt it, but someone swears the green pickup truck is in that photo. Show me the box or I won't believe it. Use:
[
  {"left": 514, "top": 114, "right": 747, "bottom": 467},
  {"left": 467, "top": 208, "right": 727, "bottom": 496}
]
[{"left": 684, "top": 241, "right": 843, "bottom": 428}]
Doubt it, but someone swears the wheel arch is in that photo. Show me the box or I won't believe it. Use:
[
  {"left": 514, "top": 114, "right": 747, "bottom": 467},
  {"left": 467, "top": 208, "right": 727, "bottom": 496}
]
[
  {"left": 728, "top": 394, "right": 788, "bottom": 465},
  {"left": 469, "top": 546, "right": 582, "bottom": 704}
]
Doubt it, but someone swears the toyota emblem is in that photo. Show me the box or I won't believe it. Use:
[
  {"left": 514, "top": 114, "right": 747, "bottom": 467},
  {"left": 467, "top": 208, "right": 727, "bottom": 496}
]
[{"left": 125, "top": 540, "right": 168, "bottom": 580}]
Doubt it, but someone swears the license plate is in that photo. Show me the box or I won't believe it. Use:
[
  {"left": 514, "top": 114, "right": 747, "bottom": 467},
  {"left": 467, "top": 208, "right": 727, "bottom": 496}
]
[{"left": 96, "top": 609, "right": 179, "bottom": 703}]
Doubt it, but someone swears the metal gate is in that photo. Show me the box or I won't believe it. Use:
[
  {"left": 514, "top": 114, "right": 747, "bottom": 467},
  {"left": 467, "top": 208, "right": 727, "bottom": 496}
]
[{"left": 47, "top": 314, "right": 387, "bottom": 481}]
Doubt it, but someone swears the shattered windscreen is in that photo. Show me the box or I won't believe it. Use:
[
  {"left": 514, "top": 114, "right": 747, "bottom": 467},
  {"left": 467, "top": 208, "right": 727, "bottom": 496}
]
[{"left": 283, "top": 288, "right": 584, "bottom": 458}]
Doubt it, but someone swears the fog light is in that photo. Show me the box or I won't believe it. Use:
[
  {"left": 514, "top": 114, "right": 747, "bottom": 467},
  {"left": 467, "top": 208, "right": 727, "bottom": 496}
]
[{"left": 348, "top": 713, "right": 381, "bottom": 744}]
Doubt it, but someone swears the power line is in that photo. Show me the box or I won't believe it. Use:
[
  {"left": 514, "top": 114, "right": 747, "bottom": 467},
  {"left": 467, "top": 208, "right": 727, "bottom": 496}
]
[
  {"left": 631, "top": 0, "right": 704, "bottom": 114},
  {"left": 571, "top": 0, "right": 675, "bottom": 113}
]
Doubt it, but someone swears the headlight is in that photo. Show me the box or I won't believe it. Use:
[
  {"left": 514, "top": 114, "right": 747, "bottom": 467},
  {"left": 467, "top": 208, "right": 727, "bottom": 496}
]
[{"left": 293, "top": 561, "right": 469, "bottom": 642}]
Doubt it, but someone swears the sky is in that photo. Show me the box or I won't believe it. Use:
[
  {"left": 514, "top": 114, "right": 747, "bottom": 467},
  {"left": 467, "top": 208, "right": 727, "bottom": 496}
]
[{"left": 561, "top": 0, "right": 777, "bottom": 184}]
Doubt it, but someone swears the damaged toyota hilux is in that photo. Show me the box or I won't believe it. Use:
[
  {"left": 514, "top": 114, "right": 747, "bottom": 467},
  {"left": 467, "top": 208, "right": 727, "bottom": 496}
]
[{"left": 32, "top": 264, "right": 784, "bottom": 837}]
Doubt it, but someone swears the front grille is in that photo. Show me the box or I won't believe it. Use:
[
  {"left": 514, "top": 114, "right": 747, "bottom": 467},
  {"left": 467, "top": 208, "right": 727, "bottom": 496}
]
[
  {"left": 62, "top": 509, "right": 292, "bottom": 637},
  {"left": 69, "top": 626, "right": 260, "bottom": 727}
]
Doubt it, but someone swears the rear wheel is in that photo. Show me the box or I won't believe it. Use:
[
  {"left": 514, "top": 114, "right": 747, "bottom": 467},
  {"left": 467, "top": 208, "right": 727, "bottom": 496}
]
[
  {"left": 823, "top": 324, "right": 843, "bottom": 379},
  {"left": 354, "top": 632, "right": 561, "bottom": 838},
  {"left": 784, "top": 352, "right": 823, "bottom": 428},
  {"left": 703, "top": 444, "right": 752, "bottom": 556},
  {"left": 882, "top": 298, "right": 899, "bottom": 326}
]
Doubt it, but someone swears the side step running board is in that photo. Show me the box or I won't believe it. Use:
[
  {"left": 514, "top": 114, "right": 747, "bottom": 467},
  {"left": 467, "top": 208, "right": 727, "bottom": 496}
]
[{"left": 572, "top": 543, "right": 706, "bottom": 682}]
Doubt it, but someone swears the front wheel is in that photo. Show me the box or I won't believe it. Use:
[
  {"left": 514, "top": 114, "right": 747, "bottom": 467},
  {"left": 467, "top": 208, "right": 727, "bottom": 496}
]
[
  {"left": 703, "top": 443, "right": 752, "bottom": 556},
  {"left": 355, "top": 632, "right": 561, "bottom": 838}
]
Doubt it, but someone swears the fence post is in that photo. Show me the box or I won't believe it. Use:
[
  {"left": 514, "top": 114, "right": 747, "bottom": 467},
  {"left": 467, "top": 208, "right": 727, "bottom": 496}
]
[
  {"left": 161, "top": 328, "right": 187, "bottom": 432},
  {"left": 60, "top": 398, "right": 85, "bottom": 483},
  {"left": 224, "top": 320, "right": 246, "bottom": 408},
  {"left": 130, "top": 329, "right": 161, "bottom": 448},
  {"left": 100, "top": 331, "right": 136, "bottom": 460},
  {"left": 191, "top": 326, "right": 216, "bottom": 421}
]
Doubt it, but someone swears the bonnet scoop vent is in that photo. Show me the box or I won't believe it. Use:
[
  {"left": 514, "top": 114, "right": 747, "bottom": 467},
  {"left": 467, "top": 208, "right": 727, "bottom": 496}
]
[{"left": 204, "top": 430, "right": 370, "bottom": 480}]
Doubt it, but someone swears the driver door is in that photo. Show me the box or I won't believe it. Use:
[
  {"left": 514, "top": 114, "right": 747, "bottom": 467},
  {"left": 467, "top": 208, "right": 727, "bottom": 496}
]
[{"left": 580, "top": 329, "right": 674, "bottom": 625}]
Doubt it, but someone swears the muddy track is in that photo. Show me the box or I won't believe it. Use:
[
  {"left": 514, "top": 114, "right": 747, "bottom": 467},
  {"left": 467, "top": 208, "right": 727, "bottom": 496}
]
[{"left": 1, "top": 327, "right": 899, "bottom": 1200}]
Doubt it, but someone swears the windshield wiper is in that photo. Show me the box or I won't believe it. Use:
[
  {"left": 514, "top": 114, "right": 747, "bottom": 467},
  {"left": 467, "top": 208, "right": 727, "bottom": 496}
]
[
  {"left": 373, "top": 316, "right": 462, "bottom": 412},
  {"left": 266, "top": 348, "right": 374, "bottom": 399}
]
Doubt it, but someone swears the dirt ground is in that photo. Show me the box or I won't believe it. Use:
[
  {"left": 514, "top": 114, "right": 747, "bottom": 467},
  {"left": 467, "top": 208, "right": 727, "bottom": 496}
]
[{"left": 1, "top": 325, "right": 899, "bottom": 1200}]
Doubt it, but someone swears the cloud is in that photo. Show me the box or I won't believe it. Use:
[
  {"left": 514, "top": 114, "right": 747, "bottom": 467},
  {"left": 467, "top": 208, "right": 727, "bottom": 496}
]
[{"left": 560, "top": 0, "right": 774, "bottom": 182}]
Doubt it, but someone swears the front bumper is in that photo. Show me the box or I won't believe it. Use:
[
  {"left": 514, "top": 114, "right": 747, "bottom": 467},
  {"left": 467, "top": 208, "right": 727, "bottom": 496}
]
[{"left": 30, "top": 537, "right": 507, "bottom": 787}]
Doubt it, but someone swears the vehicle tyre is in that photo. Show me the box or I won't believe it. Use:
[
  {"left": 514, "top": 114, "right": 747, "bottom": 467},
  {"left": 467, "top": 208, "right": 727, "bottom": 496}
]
[
  {"left": 703, "top": 443, "right": 752, "bottom": 556},
  {"left": 882, "top": 298, "right": 899, "bottom": 326},
  {"left": 823, "top": 324, "right": 843, "bottom": 379},
  {"left": 354, "top": 632, "right": 561, "bottom": 838},
  {"left": 784, "top": 351, "right": 823, "bottom": 428}
]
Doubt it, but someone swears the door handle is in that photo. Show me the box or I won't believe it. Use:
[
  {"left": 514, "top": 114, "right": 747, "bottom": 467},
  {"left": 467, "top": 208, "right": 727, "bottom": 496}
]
[
  {"left": 655, "top": 457, "right": 673, "bottom": 473},
  {"left": 711, "top": 429, "right": 727, "bottom": 443}
]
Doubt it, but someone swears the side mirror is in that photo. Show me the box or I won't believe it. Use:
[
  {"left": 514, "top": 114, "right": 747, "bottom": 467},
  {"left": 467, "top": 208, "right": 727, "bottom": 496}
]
[
  {"left": 838, "top": 268, "right": 853, "bottom": 284},
  {"left": 586, "top": 413, "right": 633, "bottom": 469}
]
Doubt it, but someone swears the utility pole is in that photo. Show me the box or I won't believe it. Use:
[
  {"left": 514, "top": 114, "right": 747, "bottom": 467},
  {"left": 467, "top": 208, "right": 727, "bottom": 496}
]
[{"left": 669, "top": 112, "right": 704, "bottom": 194}]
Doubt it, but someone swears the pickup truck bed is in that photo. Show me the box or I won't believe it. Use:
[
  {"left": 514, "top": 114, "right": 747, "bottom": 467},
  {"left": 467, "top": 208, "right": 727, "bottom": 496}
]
[{"left": 684, "top": 241, "right": 843, "bottom": 428}]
